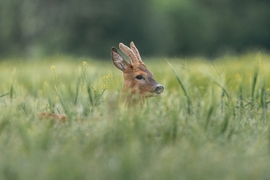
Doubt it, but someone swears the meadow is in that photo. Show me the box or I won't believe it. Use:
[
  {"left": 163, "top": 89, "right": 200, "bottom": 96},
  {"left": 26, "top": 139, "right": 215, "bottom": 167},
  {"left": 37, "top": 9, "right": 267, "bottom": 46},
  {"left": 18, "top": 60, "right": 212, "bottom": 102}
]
[{"left": 0, "top": 52, "right": 270, "bottom": 180}]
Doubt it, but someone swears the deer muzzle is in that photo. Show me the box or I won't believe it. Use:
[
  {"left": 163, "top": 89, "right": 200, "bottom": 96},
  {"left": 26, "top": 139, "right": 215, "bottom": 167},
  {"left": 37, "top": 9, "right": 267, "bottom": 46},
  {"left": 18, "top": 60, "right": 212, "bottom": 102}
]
[{"left": 154, "top": 84, "right": 164, "bottom": 94}]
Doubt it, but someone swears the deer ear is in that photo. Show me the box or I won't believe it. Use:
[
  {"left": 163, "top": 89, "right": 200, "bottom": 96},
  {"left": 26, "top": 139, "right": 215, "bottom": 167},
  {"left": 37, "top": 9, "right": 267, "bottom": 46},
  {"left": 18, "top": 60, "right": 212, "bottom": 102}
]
[{"left": 111, "top": 47, "right": 130, "bottom": 71}]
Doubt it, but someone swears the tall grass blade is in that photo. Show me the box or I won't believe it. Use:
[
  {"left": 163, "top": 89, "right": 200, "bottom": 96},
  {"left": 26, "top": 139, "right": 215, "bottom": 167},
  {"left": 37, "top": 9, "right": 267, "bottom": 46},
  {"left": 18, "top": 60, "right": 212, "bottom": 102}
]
[
  {"left": 213, "top": 81, "right": 230, "bottom": 99},
  {"left": 167, "top": 61, "right": 192, "bottom": 114},
  {"left": 87, "top": 86, "right": 94, "bottom": 106},
  {"left": 220, "top": 112, "right": 230, "bottom": 135},
  {"left": 21, "top": 102, "right": 27, "bottom": 115},
  {"left": 251, "top": 67, "right": 259, "bottom": 104},
  {"left": 204, "top": 105, "right": 214, "bottom": 130},
  {"left": 0, "top": 93, "right": 9, "bottom": 99},
  {"left": 10, "top": 84, "right": 14, "bottom": 99},
  {"left": 74, "top": 78, "right": 81, "bottom": 105},
  {"left": 260, "top": 82, "right": 266, "bottom": 110},
  {"left": 238, "top": 84, "right": 244, "bottom": 115}
]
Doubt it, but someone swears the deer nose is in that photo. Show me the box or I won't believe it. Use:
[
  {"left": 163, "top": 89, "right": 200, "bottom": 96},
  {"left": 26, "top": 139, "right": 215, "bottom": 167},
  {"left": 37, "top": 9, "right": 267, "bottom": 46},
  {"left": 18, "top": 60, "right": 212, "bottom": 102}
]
[{"left": 155, "top": 84, "right": 164, "bottom": 94}]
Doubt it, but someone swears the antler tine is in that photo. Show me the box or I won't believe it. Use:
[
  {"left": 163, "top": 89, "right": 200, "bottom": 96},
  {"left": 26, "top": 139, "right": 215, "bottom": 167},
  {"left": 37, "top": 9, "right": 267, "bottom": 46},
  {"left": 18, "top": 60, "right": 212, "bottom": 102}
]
[
  {"left": 130, "top": 41, "right": 143, "bottom": 64},
  {"left": 119, "top": 43, "right": 140, "bottom": 65}
]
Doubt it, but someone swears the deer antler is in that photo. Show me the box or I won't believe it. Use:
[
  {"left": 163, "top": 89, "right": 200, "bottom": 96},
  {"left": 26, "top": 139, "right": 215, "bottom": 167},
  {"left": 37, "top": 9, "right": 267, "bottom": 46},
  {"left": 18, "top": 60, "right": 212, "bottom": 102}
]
[
  {"left": 130, "top": 41, "right": 143, "bottom": 64},
  {"left": 119, "top": 42, "right": 143, "bottom": 65}
]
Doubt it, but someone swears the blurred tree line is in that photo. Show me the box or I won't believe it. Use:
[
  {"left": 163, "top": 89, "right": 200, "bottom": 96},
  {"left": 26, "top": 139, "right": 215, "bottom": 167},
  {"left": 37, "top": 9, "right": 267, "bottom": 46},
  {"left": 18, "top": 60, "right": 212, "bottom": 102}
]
[{"left": 0, "top": 0, "right": 270, "bottom": 59}]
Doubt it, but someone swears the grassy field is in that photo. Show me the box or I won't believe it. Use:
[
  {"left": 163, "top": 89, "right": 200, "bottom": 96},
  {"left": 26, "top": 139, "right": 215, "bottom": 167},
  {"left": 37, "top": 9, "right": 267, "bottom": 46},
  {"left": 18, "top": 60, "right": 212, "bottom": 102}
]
[{"left": 1, "top": 52, "right": 270, "bottom": 180}]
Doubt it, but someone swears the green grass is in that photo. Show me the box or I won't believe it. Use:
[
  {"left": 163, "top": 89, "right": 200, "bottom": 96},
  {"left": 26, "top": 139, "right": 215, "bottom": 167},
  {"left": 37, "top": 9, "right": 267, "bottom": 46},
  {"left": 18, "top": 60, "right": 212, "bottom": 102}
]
[{"left": 1, "top": 53, "right": 270, "bottom": 180}]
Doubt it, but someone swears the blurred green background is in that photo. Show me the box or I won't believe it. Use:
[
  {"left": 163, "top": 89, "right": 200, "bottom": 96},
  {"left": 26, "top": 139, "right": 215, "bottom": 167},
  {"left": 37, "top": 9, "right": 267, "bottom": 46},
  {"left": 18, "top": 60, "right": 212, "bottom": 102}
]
[{"left": 0, "top": 0, "right": 270, "bottom": 58}]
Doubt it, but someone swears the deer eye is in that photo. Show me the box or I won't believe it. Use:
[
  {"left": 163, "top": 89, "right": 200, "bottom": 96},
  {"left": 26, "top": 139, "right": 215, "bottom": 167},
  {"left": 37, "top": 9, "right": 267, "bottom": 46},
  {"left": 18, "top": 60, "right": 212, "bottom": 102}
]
[{"left": 136, "top": 75, "right": 144, "bottom": 80}]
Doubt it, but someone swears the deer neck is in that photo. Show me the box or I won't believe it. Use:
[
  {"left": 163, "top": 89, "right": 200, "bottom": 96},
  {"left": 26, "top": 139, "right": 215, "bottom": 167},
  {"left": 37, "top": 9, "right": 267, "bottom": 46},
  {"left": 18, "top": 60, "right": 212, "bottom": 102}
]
[{"left": 121, "top": 86, "right": 145, "bottom": 107}]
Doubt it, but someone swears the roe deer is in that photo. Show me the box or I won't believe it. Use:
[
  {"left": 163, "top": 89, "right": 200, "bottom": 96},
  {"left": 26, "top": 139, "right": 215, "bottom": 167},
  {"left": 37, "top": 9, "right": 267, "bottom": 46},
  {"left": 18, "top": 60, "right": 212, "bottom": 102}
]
[{"left": 111, "top": 41, "right": 164, "bottom": 106}]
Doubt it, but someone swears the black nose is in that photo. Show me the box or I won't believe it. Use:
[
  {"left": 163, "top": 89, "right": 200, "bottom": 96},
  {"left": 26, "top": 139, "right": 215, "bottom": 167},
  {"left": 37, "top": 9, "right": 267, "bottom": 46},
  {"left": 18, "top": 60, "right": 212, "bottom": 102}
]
[{"left": 155, "top": 84, "right": 164, "bottom": 94}]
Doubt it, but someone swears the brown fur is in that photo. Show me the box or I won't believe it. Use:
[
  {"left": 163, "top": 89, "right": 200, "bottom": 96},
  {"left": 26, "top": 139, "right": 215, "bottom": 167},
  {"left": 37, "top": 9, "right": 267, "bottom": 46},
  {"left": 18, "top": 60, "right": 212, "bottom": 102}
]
[{"left": 111, "top": 42, "right": 164, "bottom": 106}]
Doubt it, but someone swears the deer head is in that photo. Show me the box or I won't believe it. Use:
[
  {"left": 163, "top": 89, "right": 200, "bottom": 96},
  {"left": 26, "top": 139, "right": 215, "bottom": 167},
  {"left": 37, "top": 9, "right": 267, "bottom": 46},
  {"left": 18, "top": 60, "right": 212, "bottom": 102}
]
[{"left": 111, "top": 41, "right": 164, "bottom": 106}]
